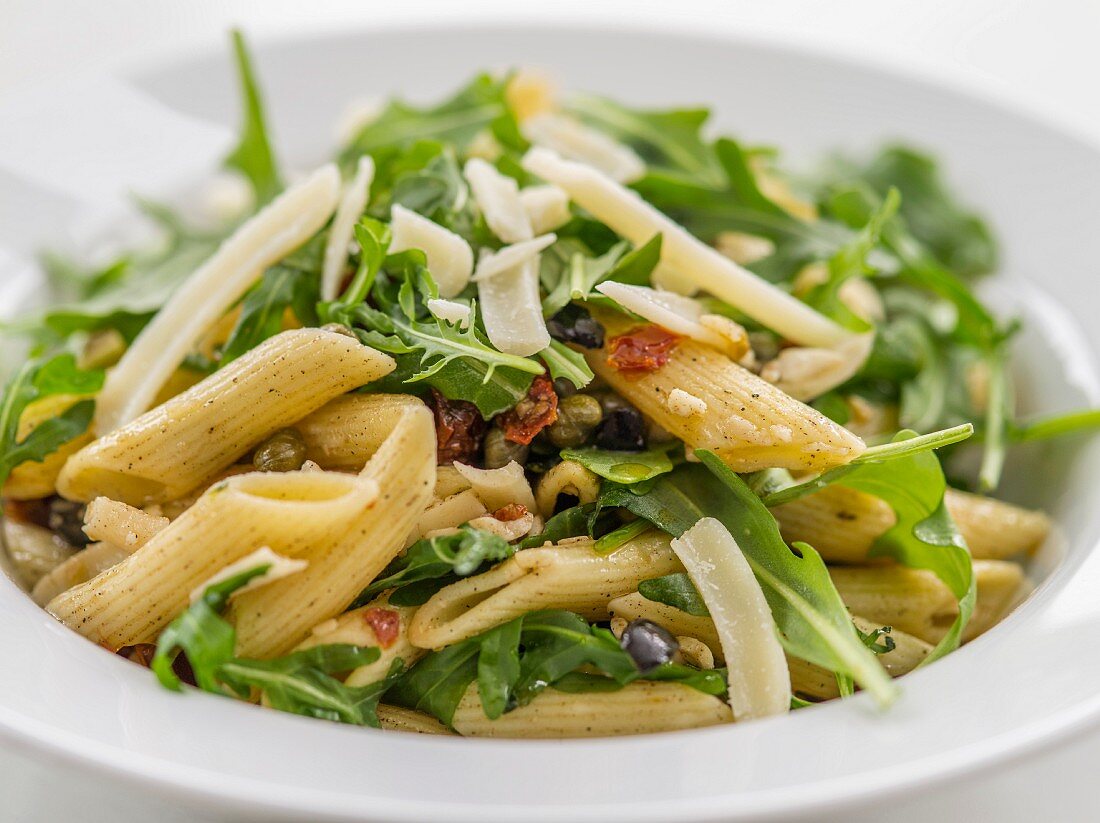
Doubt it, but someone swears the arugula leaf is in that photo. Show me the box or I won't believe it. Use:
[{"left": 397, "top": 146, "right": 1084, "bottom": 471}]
[
  {"left": 836, "top": 146, "right": 996, "bottom": 278},
  {"left": 566, "top": 95, "right": 722, "bottom": 184},
  {"left": 517, "top": 503, "right": 601, "bottom": 549},
  {"left": 219, "top": 265, "right": 320, "bottom": 365},
  {"left": 540, "top": 340, "right": 594, "bottom": 390},
  {"left": 0, "top": 354, "right": 104, "bottom": 492},
  {"left": 541, "top": 239, "right": 629, "bottom": 317},
  {"left": 354, "top": 525, "right": 514, "bottom": 607},
  {"left": 225, "top": 30, "right": 282, "bottom": 204},
  {"left": 339, "top": 74, "right": 514, "bottom": 167},
  {"left": 830, "top": 432, "right": 975, "bottom": 662},
  {"left": 592, "top": 519, "right": 652, "bottom": 555},
  {"left": 638, "top": 572, "right": 711, "bottom": 617},
  {"left": 559, "top": 442, "right": 676, "bottom": 485},
  {"left": 1010, "top": 409, "right": 1100, "bottom": 442},
  {"left": 598, "top": 456, "right": 897, "bottom": 705}
]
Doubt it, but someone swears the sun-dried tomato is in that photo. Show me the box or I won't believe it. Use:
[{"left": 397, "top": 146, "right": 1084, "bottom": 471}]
[
  {"left": 116, "top": 643, "right": 157, "bottom": 667},
  {"left": 364, "top": 608, "right": 401, "bottom": 649},
  {"left": 498, "top": 375, "right": 559, "bottom": 445},
  {"left": 2, "top": 498, "right": 51, "bottom": 529},
  {"left": 606, "top": 325, "right": 681, "bottom": 373},
  {"left": 429, "top": 389, "right": 487, "bottom": 465},
  {"left": 493, "top": 503, "right": 529, "bottom": 522}
]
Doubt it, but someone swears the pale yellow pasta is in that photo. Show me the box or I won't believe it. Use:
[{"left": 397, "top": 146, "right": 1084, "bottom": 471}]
[
  {"left": 377, "top": 705, "right": 456, "bottom": 735},
  {"left": 295, "top": 592, "right": 425, "bottom": 687},
  {"left": 607, "top": 593, "right": 932, "bottom": 699},
  {"left": 32, "top": 542, "right": 132, "bottom": 607},
  {"left": 586, "top": 312, "right": 865, "bottom": 473},
  {"left": 57, "top": 329, "right": 395, "bottom": 506},
  {"left": 772, "top": 486, "right": 1051, "bottom": 563},
  {"left": 82, "top": 497, "right": 168, "bottom": 549},
  {"left": 409, "top": 531, "right": 681, "bottom": 649},
  {"left": 830, "top": 560, "right": 1025, "bottom": 645},
  {"left": 144, "top": 465, "right": 255, "bottom": 521},
  {"left": 230, "top": 395, "right": 435, "bottom": 658},
  {"left": 452, "top": 681, "right": 731, "bottom": 738},
  {"left": 2, "top": 520, "right": 73, "bottom": 587},
  {"left": 408, "top": 490, "right": 487, "bottom": 546},
  {"left": 434, "top": 465, "right": 472, "bottom": 500},
  {"left": 534, "top": 459, "right": 601, "bottom": 519},
  {"left": 453, "top": 461, "right": 537, "bottom": 512},
  {"left": 3, "top": 394, "right": 94, "bottom": 501},
  {"left": 48, "top": 469, "right": 379, "bottom": 649}
]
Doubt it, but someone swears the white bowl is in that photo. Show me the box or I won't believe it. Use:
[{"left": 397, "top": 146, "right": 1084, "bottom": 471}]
[{"left": 2, "top": 22, "right": 1100, "bottom": 823}]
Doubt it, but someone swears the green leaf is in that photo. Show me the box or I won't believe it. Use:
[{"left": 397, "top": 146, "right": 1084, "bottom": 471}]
[
  {"left": 225, "top": 30, "right": 282, "bottom": 204},
  {"left": 354, "top": 525, "right": 514, "bottom": 607},
  {"left": 1010, "top": 409, "right": 1100, "bottom": 442},
  {"left": 566, "top": 95, "right": 722, "bottom": 184},
  {"left": 516, "top": 504, "right": 599, "bottom": 549},
  {"left": 475, "top": 617, "right": 522, "bottom": 719},
  {"left": 638, "top": 572, "right": 711, "bottom": 616},
  {"left": 599, "top": 457, "right": 898, "bottom": 705},
  {"left": 831, "top": 431, "right": 975, "bottom": 662},
  {"left": 220, "top": 266, "right": 320, "bottom": 365},
  {"left": 539, "top": 340, "right": 594, "bottom": 390},
  {"left": 541, "top": 239, "right": 630, "bottom": 317},
  {"left": 592, "top": 519, "right": 652, "bottom": 555},
  {"left": 0, "top": 354, "right": 104, "bottom": 489},
  {"left": 559, "top": 443, "right": 675, "bottom": 485}
]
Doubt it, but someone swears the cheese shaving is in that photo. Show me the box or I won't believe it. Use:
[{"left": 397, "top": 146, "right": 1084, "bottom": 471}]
[
  {"left": 594, "top": 281, "right": 737, "bottom": 355},
  {"left": 522, "top": 147, "right": 851, "bottom": 349},
  {"left": 94, "top": 163, "right": 341, "bottom": 434},
  {"left": 389, "top": 204, "right": 474, "bottom": 298},
  {"left": 465, "top": 158, "right": 532, "bottom": 243},
  {"left": 453, "top": 461, "right": 538, "bottom": 513},
  {"left": 472, "top": 234, "right": 557, "bottom": 282},
  {"left": 321, "top": 155, "right": 375, "bottom": 301},
  {"left": 522, "top": 113, "right": 645, "bottom": 184},
  {"left": 670, "top": 518, "right": 791, "bottom": 720},
  {"left": 519, "top": 184, "right": 571, "bottom": 234},
  {"left": 426, "top": 298, "right": 472, "bottom": 328},
  {"left": 188, "top": 547, "right": 307, "bottom": 605}
]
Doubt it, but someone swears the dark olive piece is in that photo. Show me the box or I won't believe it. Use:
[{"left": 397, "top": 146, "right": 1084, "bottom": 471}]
[
  {"left": 593, "top": 406, "right": 646, "bottom": 451},
  {"left": 47, "top": 498, "right": 90, "bottom": 548},
  {"left": 620, "top": 619, "right": 679, "bottom": 673},
  {"left": 546, "top": 304, "right": 605, "bottom": 349},
  {"left": 253, "top": 428, "right": 308, "bottom": 472}
]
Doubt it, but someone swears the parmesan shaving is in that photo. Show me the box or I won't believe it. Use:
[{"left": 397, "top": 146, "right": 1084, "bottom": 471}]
[
  {"left": 522, "top": 113, "right": 645, "bottom": 184},
  {"left": 453, "top": 461, "right": 538, "bottom": 513},
  {"left": 94, "top": 164, "right": 342, "bottom": 434},
  {"left": 389, "top": 204, "right": 473, "bottom": 298},
  {"left": 522, "top": 148, "right": 851, "bottom": 348},
  {"left": 472, "top": 234, "right": 557, "bottom": 282},
  {"left": 188, "top": 547, "right": 308, "bottom": 605},
  {"left": 477, "top": 257, "right": 552, "bottom": 356},
  {"left": 595, "top": 281, "right": 738, "bottom": 355},
  {"left": 670, "top": 518, "right": 791, "bottom": 720},
  {"left": 760, "top": 333, "right": 875, "bottom": 402},
  {"left": 426, "top": 298, "right": 472, "bottom": 328},
  {"left": 667, "top": 388, "right": 707, "bottom": 418},
  {"left": 321, "top": 155, "right": 375, "bottom": 301},
  {"left": 468, "top": 511, "right": 537, "bottom": 542},
  {"left": 464, "top": 158, "right": 532, "bottom": 243},
  {"left": 519, "top": 184, "right": 571, "bottom": 234}
]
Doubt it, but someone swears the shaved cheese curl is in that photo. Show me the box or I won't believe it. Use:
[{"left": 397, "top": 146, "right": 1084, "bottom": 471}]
[
  {"left": 522, "top": 113, "right": 645, "bottom": 183},
  {"left": 522, "top": 148, "right": 850, "bottom": 348},
  {"left": 465, "top": 158, "right": 532, "bottom": 243},
  {"left": 389, "top": 205, "right": 473, "bottom": 298},
  {"left": 321, "top": 156, "right": 375, "bottom": 300},
  {"left": 670, "top": 517, "right": 791, "bottom": 720},
  {"left": 95, "top": 164, "right": 342, "bottom": 433}
]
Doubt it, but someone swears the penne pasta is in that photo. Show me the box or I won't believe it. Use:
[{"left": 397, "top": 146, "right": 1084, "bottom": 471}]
[
  {"left": 32, "top": 542, "right": 133, "bottom": 607},
  {"left": 772, "top": 486, "right": 1051, "bottom": 563},
  {"left": 2, "top": 519, "right": 74, "bottom": 588},
  {"left": 82, "top": 497, "right": 168, "bottom": 549},
  {"left": 229, "top": 395, "right": 435, "bottom": 658},
  {"left": 377, "top": 704, "right": 456, "bottom": 735},
  {"left": 408, "top": 532, "right": 681, "bottom": 649},
  {"left": 408, "top": 489, "right": 487, "bottom": 545},
  {"left": 452, "top": 681, "right": 731, "bottom": 738},
  {"left": 534, "top": 459, "right": 601, "bottom": 519},
  {"left": 57, "top": 329, "right": 394, "bottom": 506},
  {"left": 587, "top": 312, "right": 866, "bottom": 473}
]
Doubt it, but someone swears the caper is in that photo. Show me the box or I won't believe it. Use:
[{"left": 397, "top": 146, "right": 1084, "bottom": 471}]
[
  {"left": 483, "top": 427, "right": 530, "bottom": 469},
  {"left": 253, "top": 428, "right": 307, "bottom": 472},
  {"left": 547, "top": 394, "right": 604, "bottom": 448}
]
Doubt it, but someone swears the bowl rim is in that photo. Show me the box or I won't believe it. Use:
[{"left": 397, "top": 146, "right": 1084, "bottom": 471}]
[{"left": 3, "top": 18, "right": 1100, "bottom": 822}]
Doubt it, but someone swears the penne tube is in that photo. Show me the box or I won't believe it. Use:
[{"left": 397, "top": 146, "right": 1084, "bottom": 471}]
[
  {"left": 772, "top": 486, "right": 1051, "bottom": 564},
  {"left": 2, "top": 519, "right": 74, "bottom": 588},
  {"left": 32, "top": 541, "right": 132, "bottom": 607},
  {"left": 295, "top": 592, "right": 424, "bottom": 687},
  {"left": 409, "top": 531, "right": 681, "bottom": 649},
  {"left": 534, "top": 459, "right": 601, "bottom": 519},
  {"left": 230, "top": 395, "right": 435, "bottom": 658},
  {"left": 82, "top": 497, "right": 168, "bottom": 550},
  {"left": 57, "top": 329, "right": 394, "bottom": 506},
  {"left": 48, "top": 469, "right": 379, "bottom": 649},
  {"left": 377, "top": 705, "right": 456, "bottom": 735},
  {"left": 94, "top": 165, "right": 342, "bottom": 432},
  {"left": 587, "top": 311, "right": 865, "bottom": 473},
  {"left": 408, "top": 489, "right": 487, "bottom": 545},
  {"left": 829, "top": 560, "right": 1025, "bottom": 645},
  {"left": 3, "top": 394, "right": 95, "bottom": 501},
  {"left": 452, "top": 681, "right": 731, "bottom": 738}
]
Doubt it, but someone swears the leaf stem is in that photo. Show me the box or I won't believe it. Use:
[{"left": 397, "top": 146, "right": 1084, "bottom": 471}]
[{"left": 855, "top": 423, "right": 974, "bottom": 464}]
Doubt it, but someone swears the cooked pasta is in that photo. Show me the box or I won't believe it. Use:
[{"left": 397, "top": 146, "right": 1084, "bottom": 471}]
[{"left": 2, "top": 38, "right": 1083, "bottom": 738}]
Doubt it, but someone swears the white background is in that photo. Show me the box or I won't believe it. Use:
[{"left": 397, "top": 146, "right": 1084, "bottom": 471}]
[{"left": 2, "top": 1, "right": 1099, "bottom": 820}]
